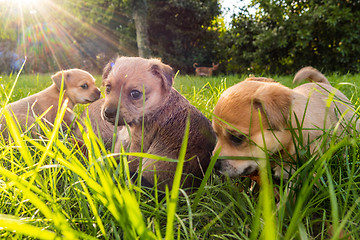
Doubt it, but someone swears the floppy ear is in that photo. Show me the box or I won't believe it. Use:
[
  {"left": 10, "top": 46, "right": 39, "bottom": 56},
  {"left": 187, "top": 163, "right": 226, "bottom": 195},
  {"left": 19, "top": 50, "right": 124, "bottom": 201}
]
[
  {"left": 149, "top": 60, "right": 174, "bottom": 92},
  {"left": 252, "top": 84, "right": 293, "bottom": 130},
  {"left": 51, "top": 71, "right": 68, "bottom": 90}
]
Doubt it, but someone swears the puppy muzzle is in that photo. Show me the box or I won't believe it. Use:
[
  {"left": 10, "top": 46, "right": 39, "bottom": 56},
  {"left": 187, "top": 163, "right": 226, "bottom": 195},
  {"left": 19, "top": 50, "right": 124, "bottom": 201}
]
[
  {"left": 84, "top": 89, "right": 101, "bottom": 103},
  {"left": 102, "top": 107, "right": 125, "bottom": 126},
  {"left": 93, "top": 88, "right": 101, "bottom": 100},
  {"left": 214, "top": 159, "right": 259, "bottom": 178}
]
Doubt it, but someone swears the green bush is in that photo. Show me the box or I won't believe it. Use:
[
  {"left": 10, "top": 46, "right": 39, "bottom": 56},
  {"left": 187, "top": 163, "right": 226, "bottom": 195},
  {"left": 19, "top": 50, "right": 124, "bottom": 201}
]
[{"left": 223, "top": 0, "right": 360, "bottom": 74}]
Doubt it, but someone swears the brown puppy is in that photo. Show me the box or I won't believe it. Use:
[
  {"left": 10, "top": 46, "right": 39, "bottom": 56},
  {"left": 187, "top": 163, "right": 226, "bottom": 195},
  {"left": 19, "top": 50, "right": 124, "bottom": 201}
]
[
  {"left": 193, "top": 63, "right": 219, "bottom": 77},
  {"left": 102, "top": 56, "right": 216, "bottom": 191},
  {"left": 1, "top": 69, "right": 101, "bottom": 134},
  {"left": 213, "top": 67, "right": 357, "bottom": 179}
]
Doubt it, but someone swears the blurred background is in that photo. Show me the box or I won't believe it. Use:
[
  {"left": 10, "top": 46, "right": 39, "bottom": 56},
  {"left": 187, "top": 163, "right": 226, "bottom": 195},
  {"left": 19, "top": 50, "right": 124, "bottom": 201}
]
[{"left": 1, "top": 0, "right": 359, "bottom": 75}]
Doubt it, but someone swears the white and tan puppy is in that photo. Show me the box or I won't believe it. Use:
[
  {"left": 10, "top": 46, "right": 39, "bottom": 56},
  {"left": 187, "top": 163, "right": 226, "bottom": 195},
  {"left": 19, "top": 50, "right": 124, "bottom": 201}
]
[
  {"left": 102, "top": 56, "right": 216, "bottom": 191},
  {"left": 213, "top": 67, "right": 357, "bottom": 179},
  {"left": 1, "top": 69, "right": 101, "bottom": 134}
]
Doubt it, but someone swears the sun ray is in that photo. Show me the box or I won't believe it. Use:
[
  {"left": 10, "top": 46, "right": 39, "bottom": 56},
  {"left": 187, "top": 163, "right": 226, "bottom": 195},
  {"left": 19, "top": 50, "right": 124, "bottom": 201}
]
[
  {"left": 1, "top": 0, "right": 136, "bottom": 73},
  {"left": 17, "top": 0, "right": 26, "bottom": 56}
]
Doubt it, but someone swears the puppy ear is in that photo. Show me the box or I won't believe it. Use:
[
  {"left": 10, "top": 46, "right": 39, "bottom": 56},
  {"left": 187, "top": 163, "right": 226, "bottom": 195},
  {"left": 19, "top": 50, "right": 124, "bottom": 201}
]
[
  {"left": 252, "top": 84, "right": 293, "bottom": 130},
  {"left": 150, "top": 60, "right": 174, "bottom": 92},
  {"left": 51, "top": 71, "right": 68, "bottom": 90}
]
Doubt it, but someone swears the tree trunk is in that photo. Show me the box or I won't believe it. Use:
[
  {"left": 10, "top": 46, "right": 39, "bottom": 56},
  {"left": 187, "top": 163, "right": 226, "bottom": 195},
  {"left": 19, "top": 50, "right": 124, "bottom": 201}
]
[{"left": 132, "top": 0, "right": 151, "bottom": 58}]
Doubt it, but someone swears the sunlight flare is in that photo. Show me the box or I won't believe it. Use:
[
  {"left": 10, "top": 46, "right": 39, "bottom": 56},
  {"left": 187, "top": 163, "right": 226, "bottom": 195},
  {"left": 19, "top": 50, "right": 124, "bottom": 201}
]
[{"left": 0, "top": 0, "right": 125, "bottom": 73}]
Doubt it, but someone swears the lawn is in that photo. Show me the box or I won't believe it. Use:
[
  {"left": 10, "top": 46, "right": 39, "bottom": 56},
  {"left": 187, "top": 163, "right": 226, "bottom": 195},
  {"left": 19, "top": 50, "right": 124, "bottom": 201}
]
[{"left": 0, "top": 71, "right": 359, "bottom": 239}]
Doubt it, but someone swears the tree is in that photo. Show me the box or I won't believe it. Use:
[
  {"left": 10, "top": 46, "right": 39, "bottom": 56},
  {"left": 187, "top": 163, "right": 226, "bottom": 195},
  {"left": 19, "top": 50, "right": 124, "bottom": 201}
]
[
  {"left": 219, "top": 7, "right": 261, "bottom": 74},
  {"left": 65, "top": 0, "right": 151, "bottom": 58},
  {"left": 147, "top": 0, "right": 221, "bottom": 73},
  {"left": 132, "top": 0, "right": 151, "bottom": 57},
  {"left": 1, "top": 0, "right": 221, "bottom": 74},
  {"left": 225, "top": 0, "right": 360, "bottom": 74}
]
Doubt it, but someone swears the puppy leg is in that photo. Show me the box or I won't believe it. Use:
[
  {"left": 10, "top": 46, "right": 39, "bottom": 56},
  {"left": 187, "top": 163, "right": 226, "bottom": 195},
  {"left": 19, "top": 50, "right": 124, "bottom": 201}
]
[{"left": 114, "top": 127, "right": 130, "bottom": 153}]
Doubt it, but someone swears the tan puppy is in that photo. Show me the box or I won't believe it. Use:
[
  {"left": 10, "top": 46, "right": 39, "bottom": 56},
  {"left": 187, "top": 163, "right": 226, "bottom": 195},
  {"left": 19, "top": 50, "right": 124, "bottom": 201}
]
[
  {"left": 102, "top": 56, "right": 216, "bottom": 191},
  {"left": 74, "top": 63, "right": 119, "bottom": 149},
  {"left": 1, "top": 69, "right": 101, "bottom": 134},
  {"left": 212, "top": 67, "right": 357, "bottom": 179},
  {"left": 193, "top": 62, "right": 219, "bottom": 76}
]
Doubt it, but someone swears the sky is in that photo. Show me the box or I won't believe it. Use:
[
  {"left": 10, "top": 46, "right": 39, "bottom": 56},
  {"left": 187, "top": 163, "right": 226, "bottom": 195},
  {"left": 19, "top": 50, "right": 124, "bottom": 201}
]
[
  {"left": 221, "top": 0, "right": 250, "bottom": 10},
  {"left": 221, "top": 0, "right": 254, "bottom": 25}
]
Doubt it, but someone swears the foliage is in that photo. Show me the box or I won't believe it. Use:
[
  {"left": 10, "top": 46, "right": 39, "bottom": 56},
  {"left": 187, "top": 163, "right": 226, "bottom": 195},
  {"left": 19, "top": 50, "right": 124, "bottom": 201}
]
[
  {"left": 0, "top": 0, "right": 120, "bottom": 74},
  {"left": 224, "top": 0, "right": 360, "bottom": 74},
  {"left": 216, "top": 6, "right": 261, "bottom": 75},
  {"left": 147, "top": 0, "right": 221, "bottom": 73},
  {"left": 2, "top": 0, "right": 360, "bottom": 75}
]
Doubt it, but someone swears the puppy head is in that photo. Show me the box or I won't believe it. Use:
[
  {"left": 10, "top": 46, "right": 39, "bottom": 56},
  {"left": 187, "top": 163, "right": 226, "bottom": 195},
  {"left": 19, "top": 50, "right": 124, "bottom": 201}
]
[
  {"left": 101, "top": 57, "right": 174, "bottom": 125},
  {"left": 51, "top": 69, "right": 101, "bottom": 105},
  {"left": 212, "top": 79, "right": 293, "bottom": 178}
]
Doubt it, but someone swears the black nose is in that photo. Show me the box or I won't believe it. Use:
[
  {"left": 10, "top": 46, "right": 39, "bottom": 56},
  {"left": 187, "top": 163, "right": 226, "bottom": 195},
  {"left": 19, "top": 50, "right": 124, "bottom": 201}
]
[
  {"left": 214, "top": 160, "right": 221, "bottom": 171},
  {"left": 103, "top": 107, "right": 117, "bottom": 119}
]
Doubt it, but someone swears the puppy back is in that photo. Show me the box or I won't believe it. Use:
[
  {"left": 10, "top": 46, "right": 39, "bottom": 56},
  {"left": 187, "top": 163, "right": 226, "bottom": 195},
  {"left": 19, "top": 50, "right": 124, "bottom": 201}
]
[
  {"left": 293, "top": 66, "right": 330, "bottom": 85},
  {"left": 142, "top": 89, "right": 216, "bottom": 187}
]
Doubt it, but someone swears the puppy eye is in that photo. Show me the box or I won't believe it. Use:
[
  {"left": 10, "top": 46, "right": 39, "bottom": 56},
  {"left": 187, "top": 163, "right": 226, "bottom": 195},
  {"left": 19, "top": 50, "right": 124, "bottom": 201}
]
[
  {"left": 229, "top": 133, "right": 245, "bottom": 145},
  {"left": 106, "top": 85, "right": 111, "bottom": 94},
  {"left": 81, "top": 83, "right": 88, "bottom": 89},
  {"left": 130, "top": 89, "right": 142, "bottom": 100}
]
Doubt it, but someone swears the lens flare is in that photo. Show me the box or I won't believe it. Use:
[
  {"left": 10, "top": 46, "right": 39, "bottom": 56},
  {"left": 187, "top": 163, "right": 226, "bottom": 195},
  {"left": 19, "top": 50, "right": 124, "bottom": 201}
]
[{"left": 0, "top": 0, "right": 130, "bottom": 73}]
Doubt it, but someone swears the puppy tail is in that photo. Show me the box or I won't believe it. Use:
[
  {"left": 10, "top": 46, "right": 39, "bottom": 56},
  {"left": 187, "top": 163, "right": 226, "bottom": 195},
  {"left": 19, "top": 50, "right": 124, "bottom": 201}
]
[{"left": 293, "top": 66, "right": 330, "bottom": 85}]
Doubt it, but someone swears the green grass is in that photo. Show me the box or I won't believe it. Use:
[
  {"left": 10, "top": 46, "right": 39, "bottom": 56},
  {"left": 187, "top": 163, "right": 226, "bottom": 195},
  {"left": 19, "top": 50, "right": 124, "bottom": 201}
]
[{"left": 0, "top": 71, "right": 360, "bottom": 239}]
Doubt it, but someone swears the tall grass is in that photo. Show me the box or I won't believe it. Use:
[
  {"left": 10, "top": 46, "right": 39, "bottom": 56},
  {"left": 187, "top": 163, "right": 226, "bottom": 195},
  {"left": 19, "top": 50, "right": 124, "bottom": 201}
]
[{"left": 0, "top": 72, "right": 359, "bottom": 239}]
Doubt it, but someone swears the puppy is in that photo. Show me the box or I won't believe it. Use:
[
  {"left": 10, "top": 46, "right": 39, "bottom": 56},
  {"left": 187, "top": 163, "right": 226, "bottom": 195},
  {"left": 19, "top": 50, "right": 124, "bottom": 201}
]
[
  {"left": 193, "top": 63, "right": 219, "bottom": 77},
  {"left": 212, "top": 67, "right": 357, "bottom": 179},
  {"left": 74, "top": 63, "right": 119, "bottom": 149},
  {"left": 0, "top": 69, "right": 101, "bottom": 135},
  {"left": 102, "top": 56, "right": 216, "bottom": 191}
]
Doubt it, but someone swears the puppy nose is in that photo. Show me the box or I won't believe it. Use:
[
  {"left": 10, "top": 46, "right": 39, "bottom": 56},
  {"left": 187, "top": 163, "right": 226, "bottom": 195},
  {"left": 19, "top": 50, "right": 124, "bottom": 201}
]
[{"left": 104, "top": 107, "right": 116, "bottom": 119}]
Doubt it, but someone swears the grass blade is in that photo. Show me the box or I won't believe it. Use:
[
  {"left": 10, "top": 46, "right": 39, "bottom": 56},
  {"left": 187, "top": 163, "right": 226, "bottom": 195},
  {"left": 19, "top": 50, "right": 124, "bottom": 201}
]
[{"left": 165, "top": 113, "right": 191, "bottom": 240}]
